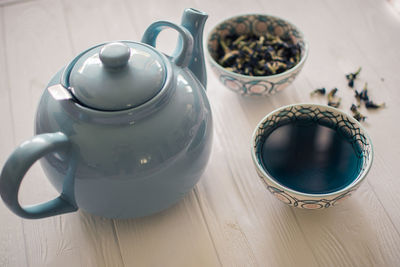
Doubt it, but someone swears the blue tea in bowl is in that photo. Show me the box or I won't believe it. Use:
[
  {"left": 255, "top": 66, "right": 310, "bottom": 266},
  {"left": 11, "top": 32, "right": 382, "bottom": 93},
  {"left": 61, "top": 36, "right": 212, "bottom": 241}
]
[
  {"left": 252, "top": 104, "right": 373, "bottom": 209},
  {"left": 260, "top": 119, "right": 362, "bottom": 194}
]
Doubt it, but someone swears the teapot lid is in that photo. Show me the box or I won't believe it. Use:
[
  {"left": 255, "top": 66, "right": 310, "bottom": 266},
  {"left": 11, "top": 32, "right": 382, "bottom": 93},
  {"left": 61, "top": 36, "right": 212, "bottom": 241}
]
[{"left": 65, "top": 41, "right": 166, "bottom": 111}]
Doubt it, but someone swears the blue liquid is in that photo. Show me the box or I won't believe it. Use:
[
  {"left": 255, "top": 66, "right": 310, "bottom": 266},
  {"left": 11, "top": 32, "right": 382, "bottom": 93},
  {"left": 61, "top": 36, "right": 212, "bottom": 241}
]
[{"left": 261, "top": 121, "right": 362, "bottom": 194}]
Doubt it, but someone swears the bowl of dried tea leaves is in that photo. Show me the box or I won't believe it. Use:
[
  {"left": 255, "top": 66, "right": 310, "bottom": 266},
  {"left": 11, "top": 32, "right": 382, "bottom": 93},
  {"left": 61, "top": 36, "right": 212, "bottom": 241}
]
[{"left": 207, "top": 14, "right": 308, "bottom": 96}]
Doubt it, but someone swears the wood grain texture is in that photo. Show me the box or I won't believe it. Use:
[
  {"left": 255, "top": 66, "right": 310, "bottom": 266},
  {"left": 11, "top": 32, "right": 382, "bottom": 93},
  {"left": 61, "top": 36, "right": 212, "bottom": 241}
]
[
  {"left": 0, "top": 7, "right": 28, "bottom": 267},
  {"left": 243, "top": 0, "right": 400, "bottom": 266},
  {"left": 60, "top": 0, "right": 221, "bottom": 266},
  {"left": 239, "top": 0, "right": 400, "bottom": 266},
  {"left": 0, "top": 0, "right": 400, "bottom": 266},
  {"left": 114, "top": 194, "right": 221, "bottom": 267},
  {"left": 61, "top": 0, "right": 137, "bottom": 52},
  {"left": 322, "top": 0, "right": 400, "bottom": 234},
  {"left": 0, "top": 0, "right": 31, "bottom": 7},
  {"left": 2, "top": 1, "right": 123, "bottom": 266}
]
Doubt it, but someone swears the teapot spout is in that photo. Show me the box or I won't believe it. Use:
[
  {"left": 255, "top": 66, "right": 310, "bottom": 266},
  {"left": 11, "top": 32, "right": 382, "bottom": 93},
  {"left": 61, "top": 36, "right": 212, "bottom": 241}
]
[{"left": 180, "top": 8, "right": 208, "bottom": 89}]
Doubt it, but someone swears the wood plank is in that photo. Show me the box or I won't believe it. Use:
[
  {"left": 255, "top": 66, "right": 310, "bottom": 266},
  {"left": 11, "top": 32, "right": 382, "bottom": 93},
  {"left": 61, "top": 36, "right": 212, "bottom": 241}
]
[
  {"left": 61, "top": 0, "right": 221, "bottom": 266},
  {"left": 189, "top": 0, "right": 320, "bottom": 266},
  {"left": 200, "top": 79, "right": 319, "bottom": 266},
  {"left": 124, "top": 0, "right": 199, "bottom": 56},
  {"left": 118, "top": 1, "right": 316, "bottom": 265},
  {"left": 1, "top": 0, "right": 400, "bottom": 266},
  {"left": 240, "top": 0, "right": 400, "bottom": 265},
  {"left": 293, "top": 186, "right": 400, "bottom": 266},
  {"left": 115, "top": 194, "right": 221, "bottom": 267},
  {"left": 3, "top": 1, "right": 123, "bottom": 266},
  {"left": 0, "top": 0, "right": 32, "bottom": 7},
  {"left": 0, "top": 7, "right": 28, "bottom": 267},
  {"left": 321, "top": 0, "right": 400, "bottom": 233},
  {"left": 61, "top": 0, "right": 137, "bottom": 53}
]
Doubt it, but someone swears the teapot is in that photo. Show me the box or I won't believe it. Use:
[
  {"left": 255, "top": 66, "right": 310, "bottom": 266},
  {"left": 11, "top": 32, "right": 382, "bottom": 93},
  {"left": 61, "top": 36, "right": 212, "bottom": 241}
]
[{"left": 0, "top": 8, "right": 212, "bottom": 219}]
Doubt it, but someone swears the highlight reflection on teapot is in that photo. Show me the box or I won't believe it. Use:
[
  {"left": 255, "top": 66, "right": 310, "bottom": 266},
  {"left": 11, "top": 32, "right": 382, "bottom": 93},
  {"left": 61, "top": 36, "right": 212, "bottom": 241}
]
[{"left": 0, "top": 8, "right": 212, "bottom": 219}]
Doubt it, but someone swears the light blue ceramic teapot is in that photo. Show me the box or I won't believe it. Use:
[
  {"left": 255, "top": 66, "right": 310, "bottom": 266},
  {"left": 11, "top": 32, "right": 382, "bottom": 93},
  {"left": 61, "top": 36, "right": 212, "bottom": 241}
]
[{"left": 0, "top": 8, "right": 212, "bottom": 219}]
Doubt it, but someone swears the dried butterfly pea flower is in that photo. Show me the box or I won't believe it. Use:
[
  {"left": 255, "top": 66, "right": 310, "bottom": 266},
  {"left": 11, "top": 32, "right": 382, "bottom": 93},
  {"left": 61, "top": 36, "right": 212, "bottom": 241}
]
[
  {"left": 233, "top": 35, "right": 246, "bottom": 46},
  {"left": 310, "top": 68, "right": 385, "bottom": 123},
  {"left": 327, "top": 88, "right": 341, "bottom": 107},
  {"left": 346, "top": 67, "right": 362, "bottom": 88},
  {"left": 328, "top": 88, "right": 338, "bottom": 98},
  {"left": 310, "top": 88, "right": 326, "bottom": 96},
  {"left": 328, "top": 100, "right": 341, "bottom": 108},
  {"left": 350, "top": 104, "right": 366, "bottom": 122},
  {"left": 365, "top": 101, "right": 386, "bottom": 109},
  {"left": 353, "top": 111, "right": 367, "bottom": 122},
  {"left": 216, "top": 33, "right": 301, "bottom": 76},
  {"left": 359, "top": 83, "right": 370, "bottom": 101},
  {"left": 356, "top": 83, "right": 386, "bottom": 109},
  {"left": 219, "top": 50, "right": 240, "bottom": 65},
  {"left": 350, "top": 104, "right": 358, "bottom": 112},
  {"left": 219, "top": 39, "right": 230, "bottom": 54},
  {"left": 354, "top": 90, "right": 362, "bottom": 107}
]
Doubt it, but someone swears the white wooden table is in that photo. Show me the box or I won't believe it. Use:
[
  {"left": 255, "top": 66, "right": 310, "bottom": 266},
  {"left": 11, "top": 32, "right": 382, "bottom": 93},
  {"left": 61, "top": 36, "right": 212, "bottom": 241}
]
[{"left": 1, "top": 0, "right": 400, "bottom": 266}]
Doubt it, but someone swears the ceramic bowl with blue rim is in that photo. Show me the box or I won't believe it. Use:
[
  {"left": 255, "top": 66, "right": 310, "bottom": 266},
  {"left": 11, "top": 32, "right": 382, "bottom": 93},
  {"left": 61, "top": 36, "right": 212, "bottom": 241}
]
[
  {"left": 251, "top": 104, "right": 373, "bottom": 209},
  {"left": 207, "top": 14, "right": 308, "bottom": 96}
]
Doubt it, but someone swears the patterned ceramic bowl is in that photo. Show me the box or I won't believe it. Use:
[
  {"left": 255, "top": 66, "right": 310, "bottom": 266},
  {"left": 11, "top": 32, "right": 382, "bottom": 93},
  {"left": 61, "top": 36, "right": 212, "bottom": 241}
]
[
  {"left": 207, "top": 14, "right": 308, "bottom": 96},
  {"left": 251, "top": 104, "right": 373, "bottom": 209}
]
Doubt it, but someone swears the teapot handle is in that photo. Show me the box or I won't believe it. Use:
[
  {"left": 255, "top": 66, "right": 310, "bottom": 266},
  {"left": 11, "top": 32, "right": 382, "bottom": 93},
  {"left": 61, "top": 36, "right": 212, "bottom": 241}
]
[
  {"left": 0, "top": 132, "right": 77, "bottom": 219},
  {"left": 141, "top": 21, "right": 194, "bottom": 67}
]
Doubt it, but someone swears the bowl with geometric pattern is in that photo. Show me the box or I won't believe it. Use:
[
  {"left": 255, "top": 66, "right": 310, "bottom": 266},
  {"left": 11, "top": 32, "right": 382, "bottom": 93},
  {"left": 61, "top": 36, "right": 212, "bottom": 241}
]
[
  {"left": 207, "top": 14, "right": 308, "bottom": 96},
  {"left": 251, "top": 104, "right": 373, "bottom": 209}
]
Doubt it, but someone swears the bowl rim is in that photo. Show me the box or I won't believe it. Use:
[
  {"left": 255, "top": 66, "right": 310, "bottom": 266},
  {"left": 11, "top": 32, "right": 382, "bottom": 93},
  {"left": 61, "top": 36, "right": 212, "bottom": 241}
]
[
  {"left": 250, "top": 103, "right": 374, "bottom": 197},
  {"left": 206, "top": 13, "right": 309, "bottom": 80}
]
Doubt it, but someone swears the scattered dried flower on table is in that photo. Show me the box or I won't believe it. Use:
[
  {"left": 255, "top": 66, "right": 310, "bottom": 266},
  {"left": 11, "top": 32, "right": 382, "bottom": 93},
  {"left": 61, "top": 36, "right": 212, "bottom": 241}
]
[
  {"left": 310, "top": 68, "right": 386, "bottom": 122},
  {"left": 350, "top": 104, "right": 367, "bottom": 122},
  {"left": 357, "top": 83, "right": 386, "bottom": 109},
  {"left": 328, "top": 101, "right": 341, "bottom": 108},
  {"left": 328, "top": 88, "right": 338, "bottom": 98},
  {"left": 365, "top": 101, "right": 386, "bottom": 109},
  {"left": 346, "top": 67, "right": 362, "bottom": 88},
  {"left": 310, "top": 88, "right": 326, "bottom": 96},
  {"left": 354, "top": 90, "right": 362, "bottom": 107},
  {"left": 327, "top": 88, "right": 341, "bottom": 108},
  {"left": 359, "top": 82, "right": 370, "bottom": 101}
]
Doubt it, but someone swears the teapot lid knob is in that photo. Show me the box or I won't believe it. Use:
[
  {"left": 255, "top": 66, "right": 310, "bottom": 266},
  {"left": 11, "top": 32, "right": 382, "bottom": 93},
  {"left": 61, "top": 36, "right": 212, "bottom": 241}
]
[
  {"left": 64, "top": 41, "right": 167, "bottom": 111},
  {"left": 99, "top": 42, "right": 131, "bottom": 68}
]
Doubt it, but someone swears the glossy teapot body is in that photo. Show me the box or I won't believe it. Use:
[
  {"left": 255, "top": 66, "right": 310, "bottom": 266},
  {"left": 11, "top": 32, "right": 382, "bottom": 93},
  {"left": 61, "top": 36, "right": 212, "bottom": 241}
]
[
  {"left": 38, "top": 64, "right": 212, "bottom": 218},
  {"left": 0, "top": 8, "right": 211, "bottom": 219}
]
